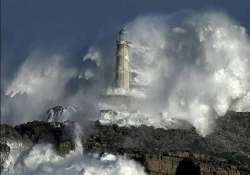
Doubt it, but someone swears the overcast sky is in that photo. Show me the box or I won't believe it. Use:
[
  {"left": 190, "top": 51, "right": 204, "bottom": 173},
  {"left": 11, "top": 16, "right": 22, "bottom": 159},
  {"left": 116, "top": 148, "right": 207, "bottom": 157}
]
[{"left": 1, "top": 0, "right": 250, "bottom": 82}]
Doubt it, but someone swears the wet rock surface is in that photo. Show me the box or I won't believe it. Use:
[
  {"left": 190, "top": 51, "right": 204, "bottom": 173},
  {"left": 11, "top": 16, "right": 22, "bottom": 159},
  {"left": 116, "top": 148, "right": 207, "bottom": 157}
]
[
  {"left": 46, "top": 106, "right": 65, "bottom": 122},
  {"left": 0, "top": 142, "right": 10, "bottom": 170},
  {"left": 0, "top": 111, "right": 249, "bottom": 174},
  {"left": 84, "top": 111, "right": 250, "bottom": 174},
  {"left": 1, "top": 121, "right": 76, "bottom": 156}
]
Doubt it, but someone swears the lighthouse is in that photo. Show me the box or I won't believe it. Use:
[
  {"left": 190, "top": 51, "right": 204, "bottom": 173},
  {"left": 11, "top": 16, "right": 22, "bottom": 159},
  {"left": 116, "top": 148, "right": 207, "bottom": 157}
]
[
  {"left": 115, "top": 27, "right": 130, "bottom": 90},
  {"left": 98, "top": 27, "right": 144, "bottom": 116}
]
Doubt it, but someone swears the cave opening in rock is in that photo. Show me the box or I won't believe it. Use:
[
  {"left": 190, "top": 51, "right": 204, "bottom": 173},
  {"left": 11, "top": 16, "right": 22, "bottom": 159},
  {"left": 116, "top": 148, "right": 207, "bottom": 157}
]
[{"left": 176, "top": 158, "right": 201, "bottom": 175}]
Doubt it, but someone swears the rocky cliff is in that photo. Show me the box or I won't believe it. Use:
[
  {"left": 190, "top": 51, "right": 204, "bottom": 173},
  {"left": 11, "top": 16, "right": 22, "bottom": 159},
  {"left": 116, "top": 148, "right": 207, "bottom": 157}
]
[{"left": 1, "top": 111, "right": 249, "bottom": 174}]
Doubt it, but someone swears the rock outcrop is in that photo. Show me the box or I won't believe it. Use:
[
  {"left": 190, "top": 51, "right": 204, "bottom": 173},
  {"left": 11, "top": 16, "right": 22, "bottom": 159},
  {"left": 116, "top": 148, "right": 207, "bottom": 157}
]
[
  {"left": 0, "top": 142, "right": 10, "bottom": 170},
  {"left": 45, "top": 105, "right": 78, "bottom": 122},
  {"left": 84, "top": 111, "right": 250, "bottom": 174},
  {"left": 0, "top": 111, "right": 249, "bottom": 174},
  {"left": 0, "top": 121, "right": 76, "bottom": 157}
]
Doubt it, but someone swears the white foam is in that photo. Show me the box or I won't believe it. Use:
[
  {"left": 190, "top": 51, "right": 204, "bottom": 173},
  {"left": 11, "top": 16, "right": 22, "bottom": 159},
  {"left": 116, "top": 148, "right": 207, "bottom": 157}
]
[
  {"left": 2, "top": 143, "right": 146, "bottom": 175},
  {"left": 99, "top": 110, "right": 191, "bottom": 130}
]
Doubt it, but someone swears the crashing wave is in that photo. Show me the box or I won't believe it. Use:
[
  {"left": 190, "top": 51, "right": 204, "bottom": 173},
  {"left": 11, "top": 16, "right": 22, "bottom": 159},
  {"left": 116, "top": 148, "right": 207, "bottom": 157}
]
[
  {"left": 106, "top": 88, "right": 146, "bottom": 99},
  {"left": 1, "top": 141, "right": 28, "bottom": 173},
  {"left": 99, "top": 110, "right": 192, "bottom": 130},
  {"left": 1, "top": 137, "right": 146, "bottom": 175},
  {"left": 46, "top": 105, "right": 78, "bottom": 122}
]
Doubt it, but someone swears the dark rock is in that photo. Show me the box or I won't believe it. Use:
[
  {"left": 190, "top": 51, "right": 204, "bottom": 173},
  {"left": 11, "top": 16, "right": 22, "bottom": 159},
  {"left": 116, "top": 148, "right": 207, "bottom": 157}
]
[
  {"left": 206, "top": 111, "right": 250, "bottom": 154},
  {"left": 45, "top": 105, "right": 78, "bottom": 122},
  {"left": 46, "top": 106, "right": 65, "bottom": 122},
  {"left": 0, "top": 124, "right": 23, "bottom": 143},
  {"left": 84, "top": 121, "right": 207, "bottom": 154},
  {"left": 0, "top": 111, "right": 249, "bottom": 174},
  {"left": 84, "top": 111, "right": 250, "bottom": 174},
  {"left": 0, "top": 142, "right": 10, "bottom": 170},
  {"left": 57, "top": 140, "right": 75, "bottom": 155},
  {"left": 13, "top": 121, "right": 76, "bottom": 155}
]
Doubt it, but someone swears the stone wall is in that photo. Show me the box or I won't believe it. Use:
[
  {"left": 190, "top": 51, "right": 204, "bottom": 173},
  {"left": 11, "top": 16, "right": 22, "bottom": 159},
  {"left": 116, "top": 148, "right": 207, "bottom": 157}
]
[{"left": 127, "top": 152, "right": 242, "bottom": 175}]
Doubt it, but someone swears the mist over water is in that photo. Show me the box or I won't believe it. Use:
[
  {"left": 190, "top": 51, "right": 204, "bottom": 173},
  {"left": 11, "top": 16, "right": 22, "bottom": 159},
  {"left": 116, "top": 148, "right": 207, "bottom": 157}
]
[{"left": 2, "top": 11, "right": 250, "bottom": 136}]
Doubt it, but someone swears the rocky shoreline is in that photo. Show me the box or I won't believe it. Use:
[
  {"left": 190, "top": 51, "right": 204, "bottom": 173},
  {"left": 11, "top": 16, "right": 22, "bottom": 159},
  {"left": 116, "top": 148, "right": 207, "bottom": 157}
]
[{"left": 1, "top": 111, "right": 249, "bottom": 174}]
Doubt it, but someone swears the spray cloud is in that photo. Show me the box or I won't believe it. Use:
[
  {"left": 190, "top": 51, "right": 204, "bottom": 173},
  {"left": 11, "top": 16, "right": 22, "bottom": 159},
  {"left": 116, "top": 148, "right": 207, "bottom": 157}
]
[
  {"left": 121, "top": 11, "right": 250, "bottom": 135},
  {"left": 2, "top": 11, "right": 250, "bottom": 136}
]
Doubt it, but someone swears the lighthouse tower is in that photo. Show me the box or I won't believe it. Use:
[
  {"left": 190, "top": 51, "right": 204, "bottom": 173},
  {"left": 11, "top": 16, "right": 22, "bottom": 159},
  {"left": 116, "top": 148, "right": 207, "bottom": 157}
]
[{"left": 115, "top": 27, "right": 130, "bottom": 90}]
